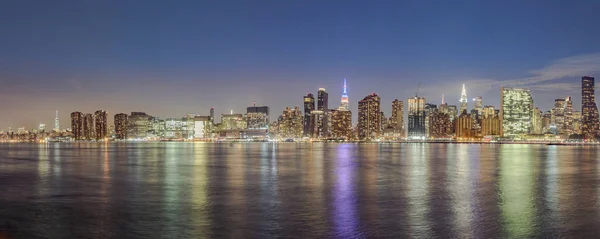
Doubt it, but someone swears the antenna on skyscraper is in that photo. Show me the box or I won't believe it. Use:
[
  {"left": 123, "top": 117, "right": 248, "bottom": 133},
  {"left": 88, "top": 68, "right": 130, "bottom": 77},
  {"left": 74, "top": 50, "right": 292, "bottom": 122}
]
[{"left": 415, "top": 82, "right": 421, "bottom": 97}]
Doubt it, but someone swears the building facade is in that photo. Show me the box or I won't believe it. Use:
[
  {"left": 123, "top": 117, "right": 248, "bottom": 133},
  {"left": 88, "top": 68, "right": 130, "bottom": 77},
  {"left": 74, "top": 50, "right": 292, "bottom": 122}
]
[
  {"left": 280, "top": 107, "right": 303, "bottom": 139},
  {"left": 330, "top": 109, "right": 352, "bottom": 140},
  {"left": 358, "top": 93, "right": 381, "bottom": 140},
  {"left": 408, "top": 96, "right": 426, "bottom": 139},
  {"left": 303, "top": 93, "right": 315, "bottom": 137},
  {"left": 70, "top": 112, "right": 83, "bottom": 140},
  {"left": 94, "top": 110, "right": 107, "bottom": 140},
  {"left": 429, "top": 111, "right": 453, "bottom": 139},
  {"left": 500, "top": 88, "right": 533, "bottom": 136},
  {"left": 582, "top": 76, "right": 599, "bottom": 139},
  {"left": 114, "top": 113, "right": 128, "bottom": 139}
]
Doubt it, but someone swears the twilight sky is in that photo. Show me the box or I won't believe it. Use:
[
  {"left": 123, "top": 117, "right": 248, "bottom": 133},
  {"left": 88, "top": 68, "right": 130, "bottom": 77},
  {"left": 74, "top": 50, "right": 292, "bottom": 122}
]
[{"left": 1, "top": 1, "right": 600, "bottom": 129}]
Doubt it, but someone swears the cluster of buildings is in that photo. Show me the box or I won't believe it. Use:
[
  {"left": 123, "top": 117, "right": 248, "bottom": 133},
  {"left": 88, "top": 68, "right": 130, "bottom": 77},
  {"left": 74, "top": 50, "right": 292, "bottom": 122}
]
[{"left": 2, "top": 76, "right": 600, "bottom": 142}]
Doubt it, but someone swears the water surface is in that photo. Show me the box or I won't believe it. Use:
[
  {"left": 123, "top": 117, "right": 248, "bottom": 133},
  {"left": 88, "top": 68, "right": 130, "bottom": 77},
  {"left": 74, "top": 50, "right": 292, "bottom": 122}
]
[{"left": 0, "top": 143, "right": 599, "bottom": 238}]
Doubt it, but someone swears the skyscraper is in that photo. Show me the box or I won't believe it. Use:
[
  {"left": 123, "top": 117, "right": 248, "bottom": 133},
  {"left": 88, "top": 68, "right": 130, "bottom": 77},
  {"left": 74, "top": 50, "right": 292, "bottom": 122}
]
[
  {"left": 390, "top": 99, "right": 404, "bottom": 137},
  {"left": 128, "top": 112, "right": 150, "bottom": 139},
  {"left": 70, "top": 111, "right": 83, "bottom": 140},
  {"left": 246, "top": 104, "right": 270, "bottom": 129},
  {"left": 340, "top": 79, "right": 349, "bottom": 111},
  {"left": 456, "top": 112, "right": 473, "bottom": 139},
  {"left": 303, "top": 93, "right": 315, "bottom": 137},
  {"left": 94, "top": 110, "right": 108, "bottom": 140},
  {"left": 532, "top": 107, "right": 543, "bottom": 134},
  {"left": 482, "top": 105, "right": 496, "bottom": 119},
  {"left": 209, "top": 107, "right": 215, "bottom": 124},
  {"left": 500, "top": 88, "right": 533, "bottom": 136},
  {"left": 330, "top": 109, "right": 352, "bottom": 140},
  {"left": 582, "top": 76, "right": 599, "bottom": 139},
  {"left": 309, "top": 110, "right": 327, "bottom": 138},
  {"left": 318, "top": 88, "right": 328, "bottom": 111},
  {"left": 565, "top": 96, "right": 573, "bottom": 135},
  {"left": 429, "top": 111, "right": 453, "bottom": 139},
  {"left": 54, "top": 110, "right": 60, "bottom": 132},
  {"left": 114, "top": 113, "right": 128, "bottom": 139},
  {"left": 280, "top": 107, "right": 303, "bottom": 139},
  {"left": 424, "top": 103, "right": 438, "bottom": 138},
  {"left": 473, "top": 96, "right": 483, "bottom": 116},
  {"left": 552, "top": 98, "right": 566, "bottom": 134},
  {"left": 408, "top": 96, "right": 426, "bottom": 139},
  {"left": 83, "top": 113, "right": 94, "bottom": 140},
  {"left": 358, "top": 93, "right": 381, "bottom": 140},
  {"left": 459, "top": 84, "right": 468, "bottom": 114}
]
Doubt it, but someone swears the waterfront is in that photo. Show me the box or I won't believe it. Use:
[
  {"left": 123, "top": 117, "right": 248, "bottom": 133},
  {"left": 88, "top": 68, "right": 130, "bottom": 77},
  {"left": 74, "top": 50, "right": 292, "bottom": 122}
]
[{"left": 1, "top": 142, "right": 600, "bottom": 238}]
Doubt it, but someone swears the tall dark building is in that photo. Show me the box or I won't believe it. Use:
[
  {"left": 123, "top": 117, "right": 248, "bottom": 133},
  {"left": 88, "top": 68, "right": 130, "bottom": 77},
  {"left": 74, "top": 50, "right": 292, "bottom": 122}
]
[
  {"left": 408, "top": 96, "right": 426, "bottom": 139},
  {"left": 317, "top": 88, "right": 328, "bottom": 111},
  {"left": 114, "top": 113, "right": 128, "bottom": 139},
  {"left": 210, "top": 107, "right": 215, "bottom": 123},
  {"left": 358, "top": 93, "right": 381, "bottom": 140},
  {"left": 582, "top": 76, "right": 599, "bottom": 139},
  {"left": 247, "top": 105, "right": 269, "bottom": 115},
  {"left": 390, "top": 99, "right": 404, "bottom": 136},
  {"left": 247, "top": 104, "right": 270, "bottom": 129},
  {"left": 70, "top": 111, "right": 83, "bottom": 140},
  {"left": 303, "top": 93, "right": 315, "bottom": 137},
  {"left": 95, "top": 110, "right": 108, "bottom": 140},
  {"left": 83, "top": 113, "right": 94, "bottom": 140}
]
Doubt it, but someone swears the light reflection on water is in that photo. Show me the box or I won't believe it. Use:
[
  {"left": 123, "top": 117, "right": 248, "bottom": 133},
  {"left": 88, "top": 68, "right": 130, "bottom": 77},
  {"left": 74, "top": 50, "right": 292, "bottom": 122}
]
[{"left": 1, "top": 143, "right": 600, "bottom": 238}]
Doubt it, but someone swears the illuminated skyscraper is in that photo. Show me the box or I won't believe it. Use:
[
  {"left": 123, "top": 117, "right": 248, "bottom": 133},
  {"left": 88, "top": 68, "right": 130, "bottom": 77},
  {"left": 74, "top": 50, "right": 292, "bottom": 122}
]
[
  {"left": 70, "top": 111, "right": 83, "bottom": 140},
  {"left": 582, "top": 76, "right": 599, "bottom": 139},
  {"left": 280, "top": 107, "right": 303, "bottom": 139},
  {"left": 390, "top": 99, "right": 404, "bottom": 137},
  {"left": 456, "top": 112, "right": 473, "bottom": 139},
  {"left": 473, "top": 96, "right": 483, "bottom": 116},
  {"left": 429, "top": 111, "right": 453, "bottom": 139},
  {"left": 447, "top": 105, "right": 458, "bottom": 122},
  {"left": 542, "top": 111, "right": 552, "bottom": 133},
  {"left": 83, "top": 113, "right": 94, "bottom": 140},
  {"left": 309, "top": 110, "right": 327, "bottom": 138},
  {"left": 408, "top": 96, "right": 426, "bottom": 139},
  {"left": 424, "top": 103, "right": 438, "bottom": 137},
  {"left": 114, "top": 113, "right": 128, "bottom": 139},
  {"left": 128, "top": 112, "right": 150, "bottom": 139},
  {"left": 303, "top": 93, "right": 315, "bottom": 137},
  {"left": 318, "top": 88, "right": 329, "bottom": 111},
  {"left": 54, "top": 110, "right": 60, "bottom": 132},
  {"left": 340, "top": 78, "right": 349, "bottom": 111},
  {"left": 330, "top": 109, "right": 352, "bottom": 140},
  {"left": 482, "top": 105, "right": 496, "bottom": 119},
  {"left": 500, "top": 88, "right": 533, "bottom": 136},
  {"left": 532, "top": 107, "right": 543, "bottom": 134},
  {"left": 358, "top": 93, "right": 381, "bottom": 140},
  {"left": 246, "top": 104, "right": 270, "bottom": 129},
  {"left": 551, "top": 98, "right": 566, "bottom": 134},
  {"left": 565, "top": 96, "right": 573, "bottom": 134},
  {"left": 94, "top": 110, "right": 108, "bottom": 140},
  {"left": 459, "top": 84, "right": 468, "bottom": 114},
  {"left": 481, "top": 115, "right": 501, "bottom": 136}
]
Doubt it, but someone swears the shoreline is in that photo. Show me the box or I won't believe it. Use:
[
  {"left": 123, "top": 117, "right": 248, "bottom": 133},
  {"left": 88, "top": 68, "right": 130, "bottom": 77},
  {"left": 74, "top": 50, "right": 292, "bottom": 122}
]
[{"left": 0, "top": 140, "right": 596, "bottom": 146}]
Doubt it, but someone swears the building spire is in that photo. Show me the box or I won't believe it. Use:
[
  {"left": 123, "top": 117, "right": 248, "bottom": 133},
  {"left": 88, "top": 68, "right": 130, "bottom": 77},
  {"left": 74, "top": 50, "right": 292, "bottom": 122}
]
[
  {"left": 442, "top": 94, "right": 445, "bottom": 104},
  {"left": 459, "top": 84, "right": 468, "bottom": 114},
  {"left": 340, "top": 78, "right": 349, "bottom": 111}
]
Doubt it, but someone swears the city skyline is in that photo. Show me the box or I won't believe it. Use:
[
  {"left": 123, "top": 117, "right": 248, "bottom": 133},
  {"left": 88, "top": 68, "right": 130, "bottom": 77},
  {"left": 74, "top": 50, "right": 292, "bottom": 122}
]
[
  {"left": 2, "top": 2, "right": 600, "bottom": 129},
  {"left": 1, "top": 76, "right": 599, "bottom": 131}
]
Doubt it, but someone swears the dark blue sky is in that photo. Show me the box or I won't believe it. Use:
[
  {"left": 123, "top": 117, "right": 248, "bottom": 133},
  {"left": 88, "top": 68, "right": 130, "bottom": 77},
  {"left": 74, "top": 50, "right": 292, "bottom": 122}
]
[{"left": 1, "top": 1, "right": 600, "bottom": 128}]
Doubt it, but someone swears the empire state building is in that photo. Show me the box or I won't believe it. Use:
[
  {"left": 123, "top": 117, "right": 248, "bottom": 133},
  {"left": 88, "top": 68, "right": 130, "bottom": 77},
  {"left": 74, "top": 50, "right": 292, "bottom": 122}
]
[{"left": 339, "top": 78, "right": 349, "bottom": 111}]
